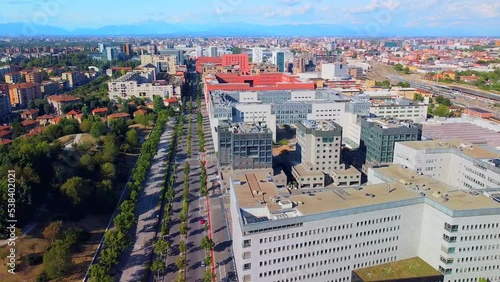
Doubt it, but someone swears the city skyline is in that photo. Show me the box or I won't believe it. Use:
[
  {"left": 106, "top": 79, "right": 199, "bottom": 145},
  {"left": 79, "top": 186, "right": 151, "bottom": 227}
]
[{"left": 0, "top": 0, "right": 499, "bottom": 36}]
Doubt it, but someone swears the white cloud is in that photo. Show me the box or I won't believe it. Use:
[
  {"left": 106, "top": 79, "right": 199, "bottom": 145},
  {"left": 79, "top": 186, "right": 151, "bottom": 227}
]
[
  {"left": 473, "top": 3, "right": 500, "bottom": 18},
  {"left": 345, "top": 0, "right": 401, "bottom": 14},
  {"left": 263, "top": 3, "right": 313, "bottom": 18},
  {"left": 278, "top": 0, "right": 301, "bottom": 6}
]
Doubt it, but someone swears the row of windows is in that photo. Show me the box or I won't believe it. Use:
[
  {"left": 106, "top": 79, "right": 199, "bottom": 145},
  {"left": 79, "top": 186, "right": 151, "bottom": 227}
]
[
  {"left": 355, "top": 226, "right": 400, "bottom": 238},
  {"left": 260, "top": 252, "right": 350, "bottom": 267},
  {"left": 354, "top": 246, "right": 398, "bottom": 259},
  {"left": 353, "top": 256, "right": 397, "bottom": 269},
  {"left": 260, "top": 239, "right": 352, "bottom": 255},
  {"left": 454, "top": 264, "right": 500, "bottom": 273},
  {"left": 462, "top": 223, "right": 499, "bottom": 230},
  {"left": 355, "top": 236, "right": 399, "bottom": 248},
  {"left": 452, "top": 277, "right": 500, "bottom": 282},
  {"left": 459, "top": 233, "right": 499, "bottom": 241},
  {"left": 458, "top": 244, "right": 500, "bottom": 252},
  {"left": 245, "top": 222, "right": 304, "bottom": 235},
  {"left": 456, "top": 255, "right": 500, "bottom": 263},
  {"left": 464, "top": 166, "right": 485, "bottom": 178},
  {"left": 259, "top": 223, "right": 353, "bottom": 244},
  {"left": 275, "top": 275, "right": 350, "bottom": 282},
  {"left": 260, "top": 264, "right": 350, "bottom": 279},
  {"left": 464, "top": 174, "right": 485, "bottom": 187},
  {"left": 356, "top": 215, "right": 401, "bottom": 227}
]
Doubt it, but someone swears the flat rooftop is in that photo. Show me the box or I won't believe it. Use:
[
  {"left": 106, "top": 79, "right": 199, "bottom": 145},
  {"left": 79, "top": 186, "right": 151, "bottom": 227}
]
[
  {"left": 300, "top": 119, "right": 339, "bottom": 131},
  {"left": 231, "top": 164, "right": 500, "bottom": 222},
  {"left": 400, "top": 139, "right": 500, "bottom": 160},
  {"left": 353, "top": 257, "right": 442, "bottom": 281},
  {"left": 367, "top": 118, "right": 418, "bottom": 129},
  {"left": 423, "top": 122, "right": 500, "bottom": 149}
]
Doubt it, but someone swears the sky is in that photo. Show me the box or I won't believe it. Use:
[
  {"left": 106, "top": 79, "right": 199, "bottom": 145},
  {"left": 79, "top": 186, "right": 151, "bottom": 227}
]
[{"left": 0, "top": 0, "right": 498, "bottom": 31}]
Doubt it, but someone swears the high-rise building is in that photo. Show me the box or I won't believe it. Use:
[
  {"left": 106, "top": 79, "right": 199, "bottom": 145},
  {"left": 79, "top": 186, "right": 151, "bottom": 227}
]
[
  {"left": 8, "top": 83, "right": 42, "bottom": 108},
  {"left": 0, "top": 93, "right": 11, "bottom": 122},
  {"left": 360, "top": 118, "right": 422, "bottom": 164},
  {"left": 252, "top": 47, "right": 264, "bottom": 63},
  {"left": 217, "top": 120, "right": 273, "bottom": 171},
  {"left": 159, "top": 49, "right": 185, "bottom": 65},
  {"left": 209, "top": 46, "right": 218, "bottom": 57},
  {"left": 20, "top": 70, "right": 42, "bottom": 84},
  {"left": 106, "top": 47, "right": 119, "bottom": 61},
  {"left": 221, "top": 54, "right": 250, "bottom": 74},
  {"left": 98, "top": 43, "right": 107, "bottom": 53},
  {"left": 272, "top": 51, "right": 285, "bottom": 72},
  {"left": 121, "top": 43, "right": 132, "bottom": 57}
]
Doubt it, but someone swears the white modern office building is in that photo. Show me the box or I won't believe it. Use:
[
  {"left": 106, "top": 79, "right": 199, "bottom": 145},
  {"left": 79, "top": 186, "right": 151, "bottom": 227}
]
[
  {"left": 370, "top": 98, "right": 428, "bottom": 123},
  {"left": 208, "top": 89, "right": 366, "bottom": 149},
  {"left": 321, "top": 63, "right": 350, "bottom": 80},
  {"left": 393, "top": 140, "right": 500, "bottom": 190},
  {"left": 230, "top": 159, "right": 500, "bottom": 282}
]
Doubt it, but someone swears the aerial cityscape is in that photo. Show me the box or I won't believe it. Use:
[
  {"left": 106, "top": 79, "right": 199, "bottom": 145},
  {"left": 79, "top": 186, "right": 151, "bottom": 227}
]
[{"left": 0, "top": 1, "right": 499, "bottom": 282}]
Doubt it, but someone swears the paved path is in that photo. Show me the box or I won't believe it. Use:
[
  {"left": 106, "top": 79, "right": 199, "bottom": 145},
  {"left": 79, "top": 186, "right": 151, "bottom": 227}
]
[{"left": 117, "top": 120, "right": 175, "bottom": 282}]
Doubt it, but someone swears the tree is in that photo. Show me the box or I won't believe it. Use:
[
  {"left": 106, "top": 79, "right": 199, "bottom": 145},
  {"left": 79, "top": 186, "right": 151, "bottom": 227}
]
[
  {"left": 203, "top": 269, "right": 216, "bottom": 282},
  {"left": 153, "top": 95, "right": 165, "bottom": 113},
  {"left": 179, "top": 240, "right": 187, "bottom": 253},
  {"left": 403, "top": 67, "right": 410, "bottom": 74},
  {"left": 43, "top": 221, "right": 63, "bottom": 244},
  {"left": 60, "top": 177, "right": 90, "bottom": 206},
  {"left": 151, "top": 258, "right": 166, "bottom": 282},
  {"left": 153, "top": 237, "right": 170, "bottom": 258},
  {"left": 435, "top": 95, "right": 445, "bottom": 104},
  {"left": 102, "top": 136, "right": 118, "bottom": 162},
  {"left": 80, "top": 154, "right": 95, "bottom": 173},
  {"left": 413, "top": 93, "right": 425, "bottom": 102},
  {"left": 175, "top": 256, "right": 186, "bottom": 269},
  {"left": 108, "top": 118, "right": 128, "bottom": 136},
  {"left": 442, "top": 98, "right": 452, "bottom": 106},
  {"left": 126, "top": 129, "right": 140, "bottom": 147},
  {"left": 433, "top": 105, "right": 450, "bottom": 117},
  {"left": 43, "top": 241, "right": 71, "bottom": 279},
  {"left": 90, "top": 121, "right": 105, "bottom": 138},
  {"left": 101, "top": 162, "right": 116, "bottom": 179},
  {"left": 278, "top": 139, "right": 289, "bottom": 146},
  {"left": 394, "top": 63, "right": 403, "bottom": 71},
  {"left": 180, "top": 222, "right": 188, "bottom": 236},
  {"left": 89, "top": 264, "right": 114, "bottom": 282},
  {"left": 99, "top": 247, "right": 119, "bottom": 269},
  {"left": 201, "top": 236, "right": 215, "bottom": 251}
]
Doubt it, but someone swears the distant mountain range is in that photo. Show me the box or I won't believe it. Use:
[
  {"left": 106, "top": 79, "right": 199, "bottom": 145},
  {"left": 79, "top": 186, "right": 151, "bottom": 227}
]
[{"left": 0, "top": 21, "right": 498, "bottom": 37}]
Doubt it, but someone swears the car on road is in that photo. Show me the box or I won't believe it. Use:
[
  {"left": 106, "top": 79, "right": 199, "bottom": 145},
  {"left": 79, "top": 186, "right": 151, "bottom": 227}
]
[
  {"left": 201, "top": 261, "right": 206, "bottom": 267},
  {"left": 200, "top": 219, "right": 205, "bottom": 224}
]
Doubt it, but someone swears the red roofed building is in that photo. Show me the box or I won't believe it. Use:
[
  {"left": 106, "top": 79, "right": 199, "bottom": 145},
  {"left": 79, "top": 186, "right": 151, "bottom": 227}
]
[
  {"left": 0, "top": 130, "right": 12, "bottom": 139},
  {"left": 66, "top": 109, "right": 81, "bottom": 119},
  {"left": 92, "top": 107, "right": 108, "bottom": 116},
  {"left": 107, "top": 112, "right": 130, "bottom": 123},
  {"left": 196, "top": 57, "right": 222, "bottom": 73},
  {"left": 36, "top": 114, "right": 55, "bottom": 126},
  {"left": 47, "top": 95, "right": 80, "bottom": 115},
  {"left": 21, "top": 119, "right": 39, "bottom": 130},
  {"left": 20, "top": 109, "right": 39, "bottom": 120},
  {"left": 50, "top": 117, "right": 62, "bottom": 125},
  {"left": 465, "top": 107, "right": 493, "bottom": 118},
  {"left": 203, "top": 73, "right": 315, "bottom": 102},
  {"left": 0, "top": 125, "right": 11, "bottom": 131},
  {"left": 0, "top": 139, "right": 12, "bottom": 146},
  {"left": 26, "top": 126, "right": 47, "bottom": 138},
  {"left": 164, "top": 97, "right": 179, "bottom": 107},
  {"left": 133, "top": 109, "right": 148, "bottom": 117}
]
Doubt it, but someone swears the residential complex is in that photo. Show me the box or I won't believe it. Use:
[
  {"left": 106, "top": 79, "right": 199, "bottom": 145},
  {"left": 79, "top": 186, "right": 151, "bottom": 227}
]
[
  {"left": 8, "top": 83, "right": 42, "bottom": 107},
  {"left": 107, "top": 68, "right": 181, "bottom": 102},
  {"left": 360, "top": 118, "right": 422, "bottom": 164}
]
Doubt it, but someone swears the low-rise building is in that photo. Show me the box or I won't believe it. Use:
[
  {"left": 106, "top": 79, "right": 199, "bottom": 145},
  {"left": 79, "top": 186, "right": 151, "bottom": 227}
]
[
  {"left": 464, "top": 107, "right": 493, "bottom": 118},
  {"left": 370, "top": 98, "right": 428, "bottom": 123},
  {"left": 47, "top": 95, "right": 80, "bottom": 115},
  {"left": 20, "top": 109, "right": 39, "bottom": 120}
]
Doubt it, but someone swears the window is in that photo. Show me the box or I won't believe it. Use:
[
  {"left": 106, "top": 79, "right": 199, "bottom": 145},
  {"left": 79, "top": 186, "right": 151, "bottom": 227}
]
[
  {"left": 243, "top": 239, "right": 251, "bottom": 248},
  {"left": 243, "top": 263, "right": 251, "bottom": 270},
  {"left": 444, "top": 223, "right": 459, "bottom": 232}
]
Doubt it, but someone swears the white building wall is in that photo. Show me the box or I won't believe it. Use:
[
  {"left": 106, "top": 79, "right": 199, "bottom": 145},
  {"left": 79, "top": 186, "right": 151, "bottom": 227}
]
[
  {"left": 232, "top": 199, "right": 424, "bottom": 282},
  {"left": 290, "top": 90, "right": 316, "bottom": 101},
  {"left": 239, "top": 91, "right": 259, "bottom": 103},
  {"left": 307, "top": 102, "right": 346, "bottom": 123},
  {"left": 370, "top": 105, "right": 428, "bottom": 122},
  {"left": 233, "top": 103, "right": 277, "bottom": 141}
]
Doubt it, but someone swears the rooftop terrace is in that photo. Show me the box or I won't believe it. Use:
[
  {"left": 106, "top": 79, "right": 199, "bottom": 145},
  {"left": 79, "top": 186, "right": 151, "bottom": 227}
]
[{"left": 353, "top": 257, "right": 442, "bottom": 281}]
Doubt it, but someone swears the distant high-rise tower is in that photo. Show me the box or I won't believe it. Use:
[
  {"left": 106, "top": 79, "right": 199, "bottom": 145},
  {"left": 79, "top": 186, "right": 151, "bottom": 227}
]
[
  {"left": 272, "top": 51, "right": 285, "bottom": 72},
  {"left": 209, "top": 46, "right": 218, "bottom": 57},
  {"left": 121, "top": 43, "right": 132, "bottom": 57},
  {"left": 252, "top": 47, "right": 264, "bottom": 63}
]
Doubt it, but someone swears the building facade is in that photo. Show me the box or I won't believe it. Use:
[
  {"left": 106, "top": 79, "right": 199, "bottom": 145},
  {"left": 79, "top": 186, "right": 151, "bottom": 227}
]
[
  {"left": 370, "top": 98, "right": 428, "bottom": 123},
  {"left": 272, "top": 51, "right": 286, "bottom": 72},
  {"left": 360, "top": 118, "right": 422, "bottom": 164},
  {"left": 393, "top": 140, "right": 500, "bottom": 190},
  {"left": 0, "top": 93, "right": 11, "bottom": 122},
  {"left": 230, "top": 164, "right": 500, "bottom": 282},
  {"left": 252, "top": 47, "right": 264, "bottom": 64},
  {"left": 8, "top": 83, "right": 42, "bottom": 108},
  {"left": 218, "top": 121, "right": 273, "bottom": 171}
]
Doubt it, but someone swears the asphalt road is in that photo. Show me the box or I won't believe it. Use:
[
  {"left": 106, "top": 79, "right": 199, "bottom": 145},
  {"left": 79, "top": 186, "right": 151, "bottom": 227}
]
[{"left": 117, "top": 120, "right": 176, "bottom": 282}]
